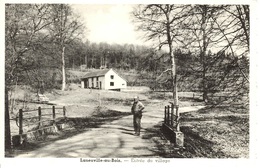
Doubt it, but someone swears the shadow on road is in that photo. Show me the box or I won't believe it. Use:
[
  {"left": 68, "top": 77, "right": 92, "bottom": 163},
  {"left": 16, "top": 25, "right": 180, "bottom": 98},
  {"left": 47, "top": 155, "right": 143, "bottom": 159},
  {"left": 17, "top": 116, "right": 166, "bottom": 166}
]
[
  {"left": 8, "top": 108, "right": 132, "bottom": 157},
  {"left": 121, "top": 131, "right": 135, "bottom": 136},
  {"left": 140, "top": 123, "right": 185, "bottom": 158}
]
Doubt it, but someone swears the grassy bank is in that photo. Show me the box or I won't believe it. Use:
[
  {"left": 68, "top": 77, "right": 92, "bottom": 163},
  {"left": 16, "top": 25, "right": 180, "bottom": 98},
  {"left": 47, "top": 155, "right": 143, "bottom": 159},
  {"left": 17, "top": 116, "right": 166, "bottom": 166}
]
[{"left": 164, "top": 106, "right": 249, "bottom": 158}]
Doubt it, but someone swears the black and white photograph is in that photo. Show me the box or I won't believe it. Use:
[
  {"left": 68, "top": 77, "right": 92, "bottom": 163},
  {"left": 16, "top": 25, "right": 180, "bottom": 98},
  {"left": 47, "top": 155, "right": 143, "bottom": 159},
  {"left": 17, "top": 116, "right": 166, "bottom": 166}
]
[{"left": 1, "top": 0, "right": 259, "bottom": 166}]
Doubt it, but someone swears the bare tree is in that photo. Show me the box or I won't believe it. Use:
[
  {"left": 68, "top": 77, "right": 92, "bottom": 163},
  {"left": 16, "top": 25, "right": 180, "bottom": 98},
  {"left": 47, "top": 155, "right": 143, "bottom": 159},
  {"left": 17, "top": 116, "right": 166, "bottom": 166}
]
[
  {"left": 48, "top": 4, "right": 85, "bottom": 91},
  {"left": 173, "top": 5, "right": 249, "bottom": 104},
  {"left": 209, "top": 5, "right": 249, "bottom": 104},
  {"left": 5, "top": 4, "right": 85, "bottom": 150},
  {"left": 180, "top": 5, "right": 226, "bottom": 102},
  {"left": 5, "top": 4, "right": 53, "bottom": 150},
  {"left": 132, "top": 4, "right": 191, "bottom": 105},
  {"left": 5, "top": 4, "right": 53, "bottom": 88},
  {"left": 212, "top": 5, "right": 249, "bottom": 81}
]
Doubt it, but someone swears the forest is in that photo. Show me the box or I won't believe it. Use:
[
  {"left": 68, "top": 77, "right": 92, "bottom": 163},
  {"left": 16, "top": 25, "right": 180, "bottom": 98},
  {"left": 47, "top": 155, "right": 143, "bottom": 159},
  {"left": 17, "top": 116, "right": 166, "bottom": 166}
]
[{"left": 5, "top": 4, "right": 249, "bottom": 104}]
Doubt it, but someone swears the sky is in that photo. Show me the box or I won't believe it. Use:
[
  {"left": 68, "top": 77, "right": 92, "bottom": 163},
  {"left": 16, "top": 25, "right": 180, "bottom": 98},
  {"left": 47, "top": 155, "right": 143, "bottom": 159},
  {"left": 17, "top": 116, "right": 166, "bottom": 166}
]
[{"left": 71, "top": 4, "right": 146, "bottom": 45}]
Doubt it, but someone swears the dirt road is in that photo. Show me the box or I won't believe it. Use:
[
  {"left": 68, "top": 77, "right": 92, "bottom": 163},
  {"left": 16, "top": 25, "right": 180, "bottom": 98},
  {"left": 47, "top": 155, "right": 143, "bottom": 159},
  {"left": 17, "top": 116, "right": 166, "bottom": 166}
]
[{"left": 15, "top": 106, "right": 205, "bottom": 158}]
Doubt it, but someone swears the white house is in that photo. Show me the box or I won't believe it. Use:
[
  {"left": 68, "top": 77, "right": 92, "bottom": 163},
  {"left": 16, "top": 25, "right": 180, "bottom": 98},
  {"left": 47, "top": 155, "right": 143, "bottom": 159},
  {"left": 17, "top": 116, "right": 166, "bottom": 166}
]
[{"left": 81, "top": 68, "right": 127, "bottom": 91}]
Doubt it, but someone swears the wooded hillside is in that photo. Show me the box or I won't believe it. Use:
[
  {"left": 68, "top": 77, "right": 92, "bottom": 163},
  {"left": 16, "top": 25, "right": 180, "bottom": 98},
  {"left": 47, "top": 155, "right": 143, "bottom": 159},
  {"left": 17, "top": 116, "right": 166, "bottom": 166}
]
[{"left": 5, "top": 4, "right": 249, "bottom": 103}]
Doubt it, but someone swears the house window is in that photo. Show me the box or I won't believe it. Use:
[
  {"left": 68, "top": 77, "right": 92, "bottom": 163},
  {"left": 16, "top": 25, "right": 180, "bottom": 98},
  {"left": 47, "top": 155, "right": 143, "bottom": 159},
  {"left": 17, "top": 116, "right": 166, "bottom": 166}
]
[
  {"left": 96, "top": 77, "right": 99, "bottom": 88},
  {"left": 110, "top": 75, "right": 114, "bottom": 79},
  {"left": 110, "top": 82, "right": 114, "bottom": 86}
]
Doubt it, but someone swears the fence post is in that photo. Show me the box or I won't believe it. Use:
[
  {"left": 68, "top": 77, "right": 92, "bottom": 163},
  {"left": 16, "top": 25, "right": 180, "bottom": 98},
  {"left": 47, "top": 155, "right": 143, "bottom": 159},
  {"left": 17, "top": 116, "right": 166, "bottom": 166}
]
[
  {"left": 38, "top": 107, "right": 41, "bottom": 128},
  {"left": 164, "top": 106, "right": 167, "bottom": 123},
  {"left": 52, "top": 106, "right": 56, "bottom": 124},
  {"left": 167, "top": 105, "right": 170, "bottom": 125},
  {"left": 63, "top": 106, "right": 66, "bottom": 118},
  {"left": 171, "top": 103, "right": 174, "bottom": 126},
  {"left": 176, "top": 105, "right": 180, "bottom": 131},
  {"left": 19, "top": 109, "right": 23, "bottom": 135}
]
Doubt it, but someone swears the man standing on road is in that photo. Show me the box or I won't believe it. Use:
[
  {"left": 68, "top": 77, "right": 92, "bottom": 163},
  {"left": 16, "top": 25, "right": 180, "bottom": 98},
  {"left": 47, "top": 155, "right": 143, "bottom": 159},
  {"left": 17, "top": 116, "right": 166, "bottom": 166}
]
[{"left": 131, "top": 96, "right": 145, "bottom": 136}]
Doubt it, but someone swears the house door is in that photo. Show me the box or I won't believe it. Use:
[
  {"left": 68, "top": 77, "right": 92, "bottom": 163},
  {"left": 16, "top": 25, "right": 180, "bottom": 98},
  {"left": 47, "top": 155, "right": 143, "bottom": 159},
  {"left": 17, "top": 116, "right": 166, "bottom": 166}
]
[{"left": 100, "top": 81, "right": 102, "bottom": 89}]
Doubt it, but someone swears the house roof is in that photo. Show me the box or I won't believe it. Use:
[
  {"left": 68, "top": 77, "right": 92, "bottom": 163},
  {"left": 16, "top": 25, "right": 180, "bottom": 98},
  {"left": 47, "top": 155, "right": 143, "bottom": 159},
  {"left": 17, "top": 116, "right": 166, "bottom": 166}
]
[
  {"left": 81, "top": 69, "right": 110, "bottom": 79},
  {"left": 81, "top": 68, "right": 127, "bottom": 82}
]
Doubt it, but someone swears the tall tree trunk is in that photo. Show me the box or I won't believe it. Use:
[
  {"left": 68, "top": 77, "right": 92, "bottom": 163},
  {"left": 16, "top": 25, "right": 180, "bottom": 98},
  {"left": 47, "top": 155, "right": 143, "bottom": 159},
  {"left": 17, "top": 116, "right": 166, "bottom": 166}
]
[
  {"left": 5, "top": 88, "right": 12, "bottom": 151},
  {"left": 202, "top": 5, "right": 208, "bottom": 103},
  {"left": 104, "top": 53, "right": 108, "bottom": 68},
  {"left": 165, "top": 5, "right": 179, "bottom": 106},
  {"left": 85, "top": 55, "right": 88, "bottom": 69},
  {"left": 170, "top": 50, "right": 178, "bottom": 106},
  {"left": 61, "top": 46, "right": 66, "bottom": 91},
  {"left": 92, "top": 55, "right": 95, "bottom": 68}
]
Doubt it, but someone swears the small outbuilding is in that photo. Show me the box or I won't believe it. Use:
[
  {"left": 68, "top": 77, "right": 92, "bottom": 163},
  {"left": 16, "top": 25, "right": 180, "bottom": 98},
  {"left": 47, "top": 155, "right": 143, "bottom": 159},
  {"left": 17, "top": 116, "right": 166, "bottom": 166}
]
[{"left": 81, "top": 68, "right": 127, "bottom": 91}]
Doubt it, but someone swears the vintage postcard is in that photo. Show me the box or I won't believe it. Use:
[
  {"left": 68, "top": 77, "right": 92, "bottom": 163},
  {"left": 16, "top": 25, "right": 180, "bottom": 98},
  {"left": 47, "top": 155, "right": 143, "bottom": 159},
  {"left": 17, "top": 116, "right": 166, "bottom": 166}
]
[{"left": 1, "top": 0, "right": 259, "bottom": 168}]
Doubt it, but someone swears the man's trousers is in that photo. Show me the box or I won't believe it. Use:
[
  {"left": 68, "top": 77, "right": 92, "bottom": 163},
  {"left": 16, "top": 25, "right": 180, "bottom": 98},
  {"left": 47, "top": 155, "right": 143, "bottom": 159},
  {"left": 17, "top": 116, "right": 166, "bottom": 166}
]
[{"left": 133, "top": 114, "right": 142, "bottom": 135}]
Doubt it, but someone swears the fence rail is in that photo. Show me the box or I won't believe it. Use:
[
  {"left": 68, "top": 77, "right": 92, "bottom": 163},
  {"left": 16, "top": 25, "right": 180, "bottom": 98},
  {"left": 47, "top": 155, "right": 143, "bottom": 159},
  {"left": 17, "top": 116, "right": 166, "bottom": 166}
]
[{"left": 15, "top": 106, "right": 66, "bottom": 135}]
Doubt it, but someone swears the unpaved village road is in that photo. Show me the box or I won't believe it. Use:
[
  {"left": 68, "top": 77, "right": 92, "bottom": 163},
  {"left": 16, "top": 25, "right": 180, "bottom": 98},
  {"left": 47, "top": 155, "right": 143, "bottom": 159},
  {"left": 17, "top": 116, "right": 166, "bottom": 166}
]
[{"left": 15, "top": 106, "right": 205, "bottom": 158}]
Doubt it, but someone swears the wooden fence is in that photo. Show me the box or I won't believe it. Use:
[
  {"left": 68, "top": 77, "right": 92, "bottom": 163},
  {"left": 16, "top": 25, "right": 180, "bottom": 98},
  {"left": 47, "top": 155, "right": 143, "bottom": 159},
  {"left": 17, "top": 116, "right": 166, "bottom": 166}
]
[
  {"left": 16, "top": 106, "right": 66, "bottom": 135},
  {"left": 10, "top": 106, "right": 66, "bottom": 146},
  {"left": 164, "top": 103, "right": 180, "bottom": 131},
  {"left": 162, "top": 103, "right": 184, "bottom": 147}
]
